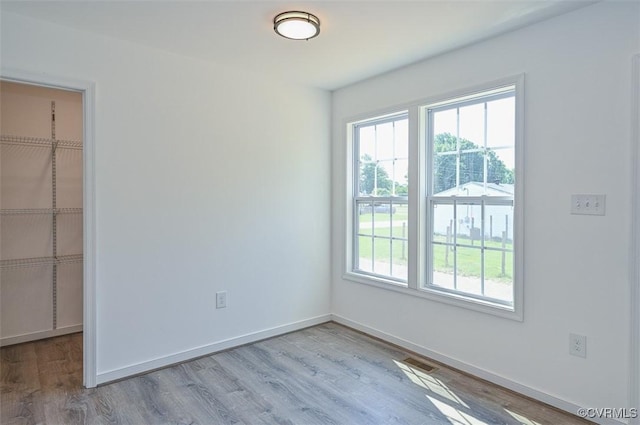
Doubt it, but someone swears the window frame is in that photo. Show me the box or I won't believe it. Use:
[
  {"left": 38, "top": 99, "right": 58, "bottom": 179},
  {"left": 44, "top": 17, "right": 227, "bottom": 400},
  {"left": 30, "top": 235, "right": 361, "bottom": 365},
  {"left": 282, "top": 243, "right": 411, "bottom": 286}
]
[
  {"left": 344, "top": 75, "right": 524, "bottom": 321},
  {"left": 351, "top": 112, "right": 410, "bottom": 285}
]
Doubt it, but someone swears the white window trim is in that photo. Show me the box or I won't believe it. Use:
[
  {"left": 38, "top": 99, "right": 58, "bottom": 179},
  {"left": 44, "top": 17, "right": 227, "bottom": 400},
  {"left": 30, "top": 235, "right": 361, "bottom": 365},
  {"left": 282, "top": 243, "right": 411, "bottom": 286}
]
[{"left": 344, "top": 74, "right": 524, "bottom": 321}]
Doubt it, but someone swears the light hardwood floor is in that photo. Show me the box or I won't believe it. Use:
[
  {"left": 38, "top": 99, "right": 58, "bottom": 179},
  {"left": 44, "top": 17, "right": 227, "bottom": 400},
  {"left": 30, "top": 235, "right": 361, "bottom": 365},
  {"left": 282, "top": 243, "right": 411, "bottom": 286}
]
[{"left": 1, "top": 322, "right": 592, "bottom": 424}]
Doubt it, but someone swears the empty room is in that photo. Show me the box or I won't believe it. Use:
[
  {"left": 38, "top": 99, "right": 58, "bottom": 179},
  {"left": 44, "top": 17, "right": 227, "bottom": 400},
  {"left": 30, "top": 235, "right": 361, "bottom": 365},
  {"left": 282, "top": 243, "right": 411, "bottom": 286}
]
[{"left": 1, "top": 1, "right": 639, "bottom": 424}]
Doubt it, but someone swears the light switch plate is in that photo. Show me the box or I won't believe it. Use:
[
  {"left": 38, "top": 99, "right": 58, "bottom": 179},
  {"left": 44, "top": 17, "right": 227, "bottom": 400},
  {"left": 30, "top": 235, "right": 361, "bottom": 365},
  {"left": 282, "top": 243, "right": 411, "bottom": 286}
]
[
  {"left": 216, "top": 291, "right": 227, "bottom": 309},
  {"left": 570, "top": 194, "right": 605, "bottom": 216},
  {"left": 569, "top": 333, "right": 587, "bottom": 358}
]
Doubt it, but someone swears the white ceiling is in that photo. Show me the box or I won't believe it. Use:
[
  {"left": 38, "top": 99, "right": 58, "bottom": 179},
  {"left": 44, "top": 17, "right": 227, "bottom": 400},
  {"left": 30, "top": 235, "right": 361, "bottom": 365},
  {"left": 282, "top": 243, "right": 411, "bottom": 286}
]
[{"left": 1, "top": 1, "right": 595, "bottom": 90}]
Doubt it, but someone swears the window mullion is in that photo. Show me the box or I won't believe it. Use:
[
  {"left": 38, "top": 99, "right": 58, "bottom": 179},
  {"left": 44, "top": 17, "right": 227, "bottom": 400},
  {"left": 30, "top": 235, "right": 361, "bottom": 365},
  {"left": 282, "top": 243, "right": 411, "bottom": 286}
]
[
  {"left": 407, "top": 107, "right": 420, "bottom": 289},
  {"left": 481, "top": 201, "right": 486, "bottom": 297},
  {"left": 353, "top": 127, "right": 360, "bottom": 271},
  {"left": 455, "top": 108, "right": 460, "bottom": 188},
  {"left": 453, "top": 199, "right": 458, "bottom": 291},
  {"left": 370, "top": 202, "right": 375, "bottom": 273},
  {"left": 392, "top": 120, "right": 396, "bottom": 196},
  {"left": 483, "top": 102, "right": 488, "bottom": 190}
]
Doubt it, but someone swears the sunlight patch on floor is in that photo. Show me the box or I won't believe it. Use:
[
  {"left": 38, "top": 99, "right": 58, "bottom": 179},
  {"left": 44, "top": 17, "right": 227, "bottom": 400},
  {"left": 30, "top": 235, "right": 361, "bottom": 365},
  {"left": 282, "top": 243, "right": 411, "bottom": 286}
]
[
  {"left": 394, "top": 359, "right": 468, "bottom": 408},
  {"left": 427, "top": 395, "right": 489, "bottom": 425},
  {"left": 505, "top": 408, "right": 542, "bottom": 425}
]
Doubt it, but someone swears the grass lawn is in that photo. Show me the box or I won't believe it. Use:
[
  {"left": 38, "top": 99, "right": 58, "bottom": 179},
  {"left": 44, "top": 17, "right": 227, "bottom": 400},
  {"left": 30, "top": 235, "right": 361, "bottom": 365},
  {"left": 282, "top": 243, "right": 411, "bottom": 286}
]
[{"left": 357, "top": 229, "right": 513, "bottom": 282}]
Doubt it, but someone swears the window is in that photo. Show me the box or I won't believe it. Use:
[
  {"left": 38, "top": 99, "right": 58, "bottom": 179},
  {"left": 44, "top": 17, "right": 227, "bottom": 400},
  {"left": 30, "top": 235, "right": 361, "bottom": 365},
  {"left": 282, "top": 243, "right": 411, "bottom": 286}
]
[
  {"left": 346, "top": 77, "right": 523, "bottom": 318},
  {"left": 425, "top": 86, "right": 517, "bottom": 307},
  {"left": 352, "top": 113, "right": 409, "bottom": 283}
]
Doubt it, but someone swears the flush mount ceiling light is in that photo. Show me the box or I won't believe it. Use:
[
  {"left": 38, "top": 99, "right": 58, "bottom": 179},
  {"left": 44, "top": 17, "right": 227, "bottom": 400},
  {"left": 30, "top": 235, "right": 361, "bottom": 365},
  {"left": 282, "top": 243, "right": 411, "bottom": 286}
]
[{"left": 273, "top": 11, "right": 320, "bottom": 40}]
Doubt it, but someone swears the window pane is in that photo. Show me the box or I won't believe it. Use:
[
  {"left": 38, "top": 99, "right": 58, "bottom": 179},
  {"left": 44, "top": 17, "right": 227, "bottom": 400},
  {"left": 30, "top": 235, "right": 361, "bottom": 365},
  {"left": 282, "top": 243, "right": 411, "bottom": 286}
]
[
  {"left": 376, "top": 122, "right": 394, "bottom": 160},
  {"left": 487, "top": 97, "right": 515, "bottom": 149},
  {"left": 431, "top": 202, "right": 455, "bottom": 290},
  {"left": 373, "top": 237, "right": 391, "bottom": 276},
  {"left": 433, "top": 109, "right": 457, "bottom": 139},
  {"left": 357, "top": 116, "right": 409, "bottom": 197},
  {"left": 433, "top": 152, "right": 457, "bottom": 195},
  {"left": 391, "top": 212, "right": 408, "bottom": 239},
  {"left": 458, "top": 103, "right": 484, "bottom": 146},
  {"left": 357, "top": 235, "right": 373, "bottom": 273},
  {"left": 391, "top": 239, "right": 408, "bottom": 280},
  {"left": 358, "top": 158, "right": 377, "bottom": 196},
  {"left": 487, "top": 147, "right": 515, "bottom": 186},
  {"left": 395, "top": 119, "right": 409, "bottom": 159},
  {"left": 432, "top": 203, "right": 454, "bottom": 242},
  {"left": 372, "top": 206, "right": 393, "bottom": 238},
  {"left": 356, "top": 201, "right": 409, "bottom": 282},
  {"left": 484, "top": 250, "right": 513, "bottom": 303},
  {"left": 374, "top": 160, "right": 393, "bottom": 196},
  {"left": 484, "top": 205, "right": 514, "bottom": 245},
  {"left": 432, "top": 243, "right": 455, "bottom": 289},
  {"left": 394, "top": 203, "right": 408, "bottom": 225},
  {"left": 433, "top": 132, "right": 457, "bottom": 154},
  {"left": 392, "top": 159, "right": 409, "bottom": 196},
  {"left": 357, "top": 201, "right": 375, "bottom": 229},
  {"left": 456, "top": 203, "right": 480, "bottom": 243},
  {"left": 459, "top": 151, "right": 485, "bottom": 188},
  {"left": 358, "top": 125, "right": 376, "bottom": 160},
  {"left": 455, "top": 246, "right": 482, "bottom": 296}
]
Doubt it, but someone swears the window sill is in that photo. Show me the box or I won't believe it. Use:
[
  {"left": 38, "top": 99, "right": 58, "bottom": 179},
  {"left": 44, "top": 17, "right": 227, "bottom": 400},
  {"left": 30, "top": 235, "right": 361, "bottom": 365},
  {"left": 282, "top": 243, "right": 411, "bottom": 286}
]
[
  {"left": 343, "top": 272, "right": 522, "bottom": 321},
  {"left": 343, "top": 271, "right": 408, "bottom": 289}
]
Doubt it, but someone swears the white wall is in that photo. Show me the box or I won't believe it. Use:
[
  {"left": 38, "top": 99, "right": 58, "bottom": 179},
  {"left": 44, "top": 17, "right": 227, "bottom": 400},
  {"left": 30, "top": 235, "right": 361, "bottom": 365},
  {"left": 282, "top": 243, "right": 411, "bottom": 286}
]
[
  {"left": 1, "top": 12, "right": 331, "bottom": 380},
  {"left": 332, "top": 1, "right": 639, "bottom": 414}
]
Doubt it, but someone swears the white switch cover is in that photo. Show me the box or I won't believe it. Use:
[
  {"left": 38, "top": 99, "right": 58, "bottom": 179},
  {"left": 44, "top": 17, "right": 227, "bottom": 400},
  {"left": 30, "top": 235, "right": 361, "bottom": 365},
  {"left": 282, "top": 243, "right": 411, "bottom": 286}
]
[
  {"left": 569, "top": 333, "right": 587, "bottom": 358},
  {"left": 570, "top": 194, "right": 605, "bottom": 216},
  {"left": 216, "top": 291, "right": 227, "bottom": 309}
]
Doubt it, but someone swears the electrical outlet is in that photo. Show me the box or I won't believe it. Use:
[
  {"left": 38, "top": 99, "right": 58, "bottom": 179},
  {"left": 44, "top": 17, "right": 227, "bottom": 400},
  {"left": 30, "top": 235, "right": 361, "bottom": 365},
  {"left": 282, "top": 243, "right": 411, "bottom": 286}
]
[
  {"left": 570, "top": 194, "right": 606, "bottom": 216},
  {"left": 569, "top": 333, "right": 586, "bottom": 358},
  {"left": 216, "top": 291, "right": 227, "bottom": 309}
]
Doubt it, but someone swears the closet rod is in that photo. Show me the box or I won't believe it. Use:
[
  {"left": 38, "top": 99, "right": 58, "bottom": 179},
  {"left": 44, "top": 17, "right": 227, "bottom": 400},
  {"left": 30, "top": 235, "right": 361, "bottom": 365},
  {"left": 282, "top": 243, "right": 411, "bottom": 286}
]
[
  {"left": 0, "top": 208, "right": 83, "bottom": 215},
  {"left": 1, "top": 135, "right": 82, "bottom": 150},
  {"left": 0, "top": 254, "right": 83, "bottom": 270}
]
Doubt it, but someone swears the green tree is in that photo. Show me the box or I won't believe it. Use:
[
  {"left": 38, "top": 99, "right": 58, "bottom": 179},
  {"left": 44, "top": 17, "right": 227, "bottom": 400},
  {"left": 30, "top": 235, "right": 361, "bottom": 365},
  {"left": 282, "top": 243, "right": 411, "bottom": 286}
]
[
  {"left": 395, "top": 183, "right": 408, "bottom": 196},
  {"left": 433, "top": 133, "right": 514, "bottom": 194},
  {"left": 359, "top": 154, "right": 392, "bottom": 195}
]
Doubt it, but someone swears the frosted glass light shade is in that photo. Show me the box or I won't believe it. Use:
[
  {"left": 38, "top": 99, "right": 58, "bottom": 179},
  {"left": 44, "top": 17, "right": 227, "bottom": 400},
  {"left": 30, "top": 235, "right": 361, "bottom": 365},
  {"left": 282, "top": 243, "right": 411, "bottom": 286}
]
[{"left": 273, "top": 11, "right": 320, "bottom": 40}]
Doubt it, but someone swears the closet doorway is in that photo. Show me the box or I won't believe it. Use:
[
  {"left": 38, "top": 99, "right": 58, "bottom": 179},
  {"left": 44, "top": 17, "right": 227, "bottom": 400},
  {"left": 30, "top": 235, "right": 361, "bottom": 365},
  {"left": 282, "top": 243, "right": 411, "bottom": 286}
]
[{"left": 0, "top": 82, "right": 84, "bottom": 347}]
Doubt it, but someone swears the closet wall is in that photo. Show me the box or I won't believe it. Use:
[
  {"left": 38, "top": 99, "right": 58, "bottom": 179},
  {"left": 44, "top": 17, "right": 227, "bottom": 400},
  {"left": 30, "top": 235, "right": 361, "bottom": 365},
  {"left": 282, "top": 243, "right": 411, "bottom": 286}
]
[{"left": 0, "top": 81, "right": 83, "bottom": 346}]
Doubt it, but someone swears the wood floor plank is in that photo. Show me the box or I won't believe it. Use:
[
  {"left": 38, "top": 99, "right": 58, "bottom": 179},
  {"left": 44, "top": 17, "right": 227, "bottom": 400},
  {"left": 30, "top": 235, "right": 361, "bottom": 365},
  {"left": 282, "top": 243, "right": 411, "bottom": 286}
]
[
  {"left": 245, "top": 343, "right": 384, "bottom": 425},
  {"left": 33, "top": 333, "right": 89, "bottom": 425},
  {"left": 160, "top": 361, "right": 243, "bottom": 424},
  {"left": 254, "top": 337, "right": 413, "bottom": 424},
  {"left": 91, "top": 380, "right": 152, "bottom": 425},
  {"left": 179, "top": 356, "right": 275, "bottom": 423},
  {"left": 0, "top": 325, "right": 594, "bottom": 425},
  {"left": 1, "top": 341, "right": 45, "bottom": 425},
  {"left": 266, "top": 329, "right": 449, "bottom": 424},
  {"left": 215, "top": 348, "right": 344, "bottom": 425}
]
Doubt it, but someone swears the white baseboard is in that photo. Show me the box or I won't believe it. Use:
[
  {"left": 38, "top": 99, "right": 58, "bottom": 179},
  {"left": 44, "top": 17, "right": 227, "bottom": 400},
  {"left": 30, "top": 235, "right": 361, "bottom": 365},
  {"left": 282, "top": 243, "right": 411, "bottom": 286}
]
[
  {"left": 331, "top": 314, "right": 624, "bottom": 425},
  {"left": 96, "top": 314, "right": 332, "bottom": 385},
  {"left": 0, "top": 324, "right": 83, "bottom": 347}
]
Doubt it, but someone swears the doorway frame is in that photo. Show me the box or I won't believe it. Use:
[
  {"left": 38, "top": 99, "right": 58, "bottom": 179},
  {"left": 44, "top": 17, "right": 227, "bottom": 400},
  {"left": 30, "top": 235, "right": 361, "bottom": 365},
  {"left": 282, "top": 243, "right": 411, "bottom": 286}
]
[
  {"left": 1, "top": 68, "right": 97, "bottom": 388},
  {"left": 631, "top": 53, "right": 640, "bottom": 423}
]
